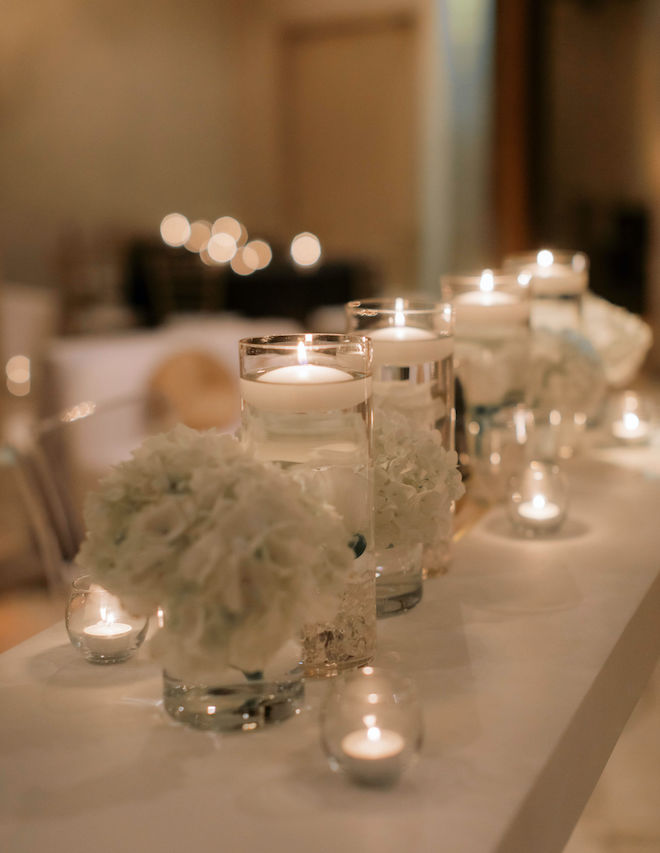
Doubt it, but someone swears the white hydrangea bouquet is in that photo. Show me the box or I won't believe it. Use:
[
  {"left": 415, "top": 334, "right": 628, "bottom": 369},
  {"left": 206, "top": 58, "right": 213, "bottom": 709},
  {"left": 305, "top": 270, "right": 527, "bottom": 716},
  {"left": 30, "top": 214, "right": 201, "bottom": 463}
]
[
  {"left": 373, "top": 407, "right": 464, "bottom": 552},
  {"left": 76, "top": 425, "right": 354, "bottom": 681}
]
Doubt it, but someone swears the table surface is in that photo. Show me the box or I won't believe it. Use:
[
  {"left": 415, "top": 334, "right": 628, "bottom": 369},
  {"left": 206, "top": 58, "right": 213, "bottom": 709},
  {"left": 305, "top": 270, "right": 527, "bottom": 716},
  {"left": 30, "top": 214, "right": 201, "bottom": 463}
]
[{"left": 2, "top": 453, "right": 660, "bottom": 853}]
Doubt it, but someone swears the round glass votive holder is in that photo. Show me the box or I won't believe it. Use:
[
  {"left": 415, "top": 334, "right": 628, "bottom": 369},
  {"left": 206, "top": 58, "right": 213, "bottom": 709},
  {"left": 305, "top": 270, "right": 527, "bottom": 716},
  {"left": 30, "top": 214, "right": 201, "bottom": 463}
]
[
  {"left": 66, "top": 576, "right": 149, "bottom": 664},
  {"left": 508, "top": 461, "right": 569, "bottom": 537},
  {"left": 320, "top": 667, "right": 423, "bottom": 787},
  {"left": 609, "top": 390, "right": 653, "bottom": 446},
  {"left": 239, "top": 334, "right": 375, "bottom": 678}
]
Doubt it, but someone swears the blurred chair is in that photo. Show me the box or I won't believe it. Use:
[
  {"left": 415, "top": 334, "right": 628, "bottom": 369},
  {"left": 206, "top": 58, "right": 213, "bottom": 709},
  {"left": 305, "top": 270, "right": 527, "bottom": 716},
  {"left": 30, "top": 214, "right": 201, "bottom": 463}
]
[
  {"left": 3, "top": 314, "right": 302, "bottom": 592},
  {"left": 1, "top": 396, "right": 153, "bottom": 592}
]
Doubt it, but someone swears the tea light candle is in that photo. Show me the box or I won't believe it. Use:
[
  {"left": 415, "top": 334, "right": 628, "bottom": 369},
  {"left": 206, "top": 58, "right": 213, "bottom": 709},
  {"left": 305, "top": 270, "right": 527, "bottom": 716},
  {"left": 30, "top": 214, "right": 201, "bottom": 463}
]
[
  {"left": 240, "top": 341, "right": 370, "bottom": 412},
  {"left": 82, "top": 620, "right": 133, "bottom": 655},
  {"left": 509, "top": 460, "right": 568, "bottom": 535},
  {"left": 612, "top": 410, "right": 651, "bottom": 444},
  {"left": 518, "top": 493, "right": 561, "bottom": 522},
  {"left": 340, "top": 726, "right": 406, "bottom": 785}
]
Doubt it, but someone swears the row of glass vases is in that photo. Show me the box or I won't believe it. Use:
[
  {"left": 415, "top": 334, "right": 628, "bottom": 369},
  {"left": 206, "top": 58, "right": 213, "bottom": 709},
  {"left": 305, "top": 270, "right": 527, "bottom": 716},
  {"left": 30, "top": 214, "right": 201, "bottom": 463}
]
[{"left": 68, "top": 299, "right": 457, "bottom": 734}]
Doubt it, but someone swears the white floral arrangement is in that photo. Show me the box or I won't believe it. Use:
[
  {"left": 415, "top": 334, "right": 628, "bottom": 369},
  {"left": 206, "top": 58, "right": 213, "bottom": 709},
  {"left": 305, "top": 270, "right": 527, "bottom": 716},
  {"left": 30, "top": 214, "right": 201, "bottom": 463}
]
[
  {"left": 373, "top": 407, "right": 464, "bottom": 552},
  {"left": 76, "top": 425, "right": 354, "bottom": 680}
]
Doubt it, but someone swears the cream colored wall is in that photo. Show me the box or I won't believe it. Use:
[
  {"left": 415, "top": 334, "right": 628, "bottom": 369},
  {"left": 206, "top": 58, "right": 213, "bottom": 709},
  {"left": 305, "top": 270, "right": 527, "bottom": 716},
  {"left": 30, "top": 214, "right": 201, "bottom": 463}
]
[
  {"left": 0, "top": 0, "right": 243, "bottom": 287},
  {"left": 236, "top": 0, "right": 496, "bottom": 290},
  {"left": 0, "top": 0, "right": 497, "bottom": 297},
  {"left": 640, "top": 1, "right": 660, "bottom": 370}
]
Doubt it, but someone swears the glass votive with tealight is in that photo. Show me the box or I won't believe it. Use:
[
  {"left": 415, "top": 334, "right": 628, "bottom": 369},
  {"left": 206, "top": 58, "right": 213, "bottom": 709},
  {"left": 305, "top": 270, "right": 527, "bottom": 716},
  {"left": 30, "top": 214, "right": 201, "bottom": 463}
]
[
  {"left": 610, "top": 390, "right": 653, "bottom": 446},
  {"left": 508, "top": 461, "right": 568, "bottom": 537},
  {"left": 320, "top": 666, "right": 422, "bottom": 787},
  {"left": 66, "top": 576, "right": 149, "bottom": 664}
]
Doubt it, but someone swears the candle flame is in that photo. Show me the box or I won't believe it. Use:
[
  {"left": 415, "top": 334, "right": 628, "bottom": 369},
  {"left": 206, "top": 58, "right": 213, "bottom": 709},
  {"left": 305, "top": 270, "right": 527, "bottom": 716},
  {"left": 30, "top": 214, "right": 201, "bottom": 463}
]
[
  {"left": 532, "top": 494, "right": 546, "bottom": 510},
  {"left": 479, "top": 269, "right": 494, "bottom": 292},
  {"left": 537, "top": 249, "right": 554, "bottom": 268},
  {"left": 394, "top": 297, "right": 405, "bottom": 327},
  {"left": 296, "top": 340, "right": 308, "bottom": 366},
  {"left": 366, "top": 726, "right": 382, "bottom": 742},
  {"left": 623, "top": 411, "right": 640, "bottom": 431}
]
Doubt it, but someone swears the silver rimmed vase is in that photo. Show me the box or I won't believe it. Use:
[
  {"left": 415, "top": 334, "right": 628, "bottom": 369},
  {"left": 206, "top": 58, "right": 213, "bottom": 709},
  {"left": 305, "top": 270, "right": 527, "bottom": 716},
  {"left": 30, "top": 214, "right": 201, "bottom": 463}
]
[
  {"left": 239, "top": 334, "right": 375, "bottom": 677},
  {"left": 442, "top": 270, "right": 531, "bottom": 503},
  {"left": 347, "top": 297, "right": 455, "bottom": 601}
]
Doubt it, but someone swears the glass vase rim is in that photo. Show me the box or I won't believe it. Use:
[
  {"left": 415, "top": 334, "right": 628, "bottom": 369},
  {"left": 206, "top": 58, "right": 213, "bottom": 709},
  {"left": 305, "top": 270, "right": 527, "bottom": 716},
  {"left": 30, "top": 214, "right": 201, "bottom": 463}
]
[
  {"left": 239, "top": 333, "right": 372, "bottom": 353},
  {"left": 346, "top": 296, "right": 452, "bottom": 316},
  {"left": 440, "top": 269, "right": 523, "bottom": 288},
  {"left": 70, "top": 574, "right": 93, "bottom": 593},
  {"left": 335, "top": 665, "right": 420, "bottom": 697},
  {"left": 503, "top": 249, "right": 589, "bottom": 270}
]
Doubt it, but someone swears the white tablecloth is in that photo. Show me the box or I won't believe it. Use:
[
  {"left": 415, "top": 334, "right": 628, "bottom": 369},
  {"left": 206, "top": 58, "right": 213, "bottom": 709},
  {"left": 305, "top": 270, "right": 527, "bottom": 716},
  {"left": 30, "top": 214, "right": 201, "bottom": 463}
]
[{"left": 1, "top": 457, "right": 660, "bottom": 853}]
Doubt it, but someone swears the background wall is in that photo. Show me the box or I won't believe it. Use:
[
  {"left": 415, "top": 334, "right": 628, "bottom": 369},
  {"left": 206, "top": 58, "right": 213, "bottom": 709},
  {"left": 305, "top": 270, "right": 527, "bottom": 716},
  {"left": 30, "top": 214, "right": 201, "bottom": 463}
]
[
  {"left": 544, "top": 0, "right": 660, "bottom": 367},
  {"left": 0, "top": 0, "right": 243, "bottom": 287},
  {"left": 0, "top": 0, "right": 497, "bottom": 300}
]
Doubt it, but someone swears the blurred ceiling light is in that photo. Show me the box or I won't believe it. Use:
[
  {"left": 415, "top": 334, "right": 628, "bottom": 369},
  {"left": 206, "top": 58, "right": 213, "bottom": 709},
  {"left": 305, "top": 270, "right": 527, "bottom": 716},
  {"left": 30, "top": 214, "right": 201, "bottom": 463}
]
[
  {"left": 244, "top": 239, "right": 272, "bottom": 270},
  {"left": 160, "top": 213, "right": 191, "bottom": 247},
  {"left": 185, "top": 220, "right": 212, "bottom": 253},
  {"left": 230, "top": 247, "right": 255, "bottom": 276},
  {"left": 291, "top": 232, "right": 321, "bottom": 267},
  {"left": 6, "top": 354, "right": 30, "bottom": 384},
  {"left": 237, "top": 222, "right": 248, "bottom": 248},
  {"left": 199, "top": 247, "right": 216, "bottom": 266},
  {"left": 212, "top": 216, "right": 242, "bottom": 242},
  {"left": 207, "top": 232, "right": 237, "bottom": 263},
  {"left": 7, "top": 378, "right": 30, "bottom": 397}
]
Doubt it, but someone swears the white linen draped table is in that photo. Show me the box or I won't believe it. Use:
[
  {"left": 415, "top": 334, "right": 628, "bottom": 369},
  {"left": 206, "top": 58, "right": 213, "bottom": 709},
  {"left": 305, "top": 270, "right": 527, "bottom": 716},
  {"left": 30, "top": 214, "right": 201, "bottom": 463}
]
[{"left": 1, "top": 456, "right": 660, "bottom": 853}]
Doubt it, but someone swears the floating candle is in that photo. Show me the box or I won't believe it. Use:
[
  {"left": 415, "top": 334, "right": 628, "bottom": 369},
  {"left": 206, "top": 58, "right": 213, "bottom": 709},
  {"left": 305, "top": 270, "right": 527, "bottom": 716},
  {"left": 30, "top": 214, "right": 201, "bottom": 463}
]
[
  {"left": 368, "top": 325, "right": 453, "bottom": 367},
  {"left": 520, "top": 250, "right": 588, "bottom": 296},
  {"left": 453, "top": 289, "right": 529, "bottom": 331},
  {"left": 240, "top": 341, "right": 370, "bottom": 412}
]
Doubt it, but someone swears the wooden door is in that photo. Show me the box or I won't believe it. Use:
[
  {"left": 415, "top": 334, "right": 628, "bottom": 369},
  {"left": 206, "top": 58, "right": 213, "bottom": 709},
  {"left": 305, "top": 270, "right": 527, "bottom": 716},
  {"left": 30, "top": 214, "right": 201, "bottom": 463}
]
[{"left": 281, "top": 15, "right": 418, "bottom": 289}]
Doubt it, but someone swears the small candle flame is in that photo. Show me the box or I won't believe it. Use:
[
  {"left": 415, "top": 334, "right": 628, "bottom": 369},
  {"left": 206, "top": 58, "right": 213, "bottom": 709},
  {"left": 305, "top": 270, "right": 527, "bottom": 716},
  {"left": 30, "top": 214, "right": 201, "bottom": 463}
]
[
  {"left": 297, "top": 340, "right": 308, "bottom": 366},
  {"left": 366, "top": 726, "right": 382, "bottom": 743},
  {"left": 394, "top": 297, "right": 405, "bottom": 327},
  {"left": 537, "top": 249, "right": 554, "bottom": 267},
  {"left": 532, "top": 494, "right": 546, "bottom": 511},
  {"left": 623, "top": 411, "right": 640, "bottom": 431},
  {"left": 479, "top": 269, "right": 494, "bottom": 292}
]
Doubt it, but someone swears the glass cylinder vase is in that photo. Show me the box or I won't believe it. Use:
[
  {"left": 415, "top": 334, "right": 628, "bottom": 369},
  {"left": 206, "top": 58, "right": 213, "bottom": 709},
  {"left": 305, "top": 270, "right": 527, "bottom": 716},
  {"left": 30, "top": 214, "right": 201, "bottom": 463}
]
[
  {"left": 442, "top": 269, "right": 531, "bottom": 504},
  {"left": 504, "top": 249, "right": 588, "bottom": 334},
  {"left": 503, "top": 250, "right": 601, "bottom": 458},
  {"left": 346, "top": 297, "right": 455, "bottom": 598},
  {"left": 239, "top": 334, "right": 375, "bottom": 678}
]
